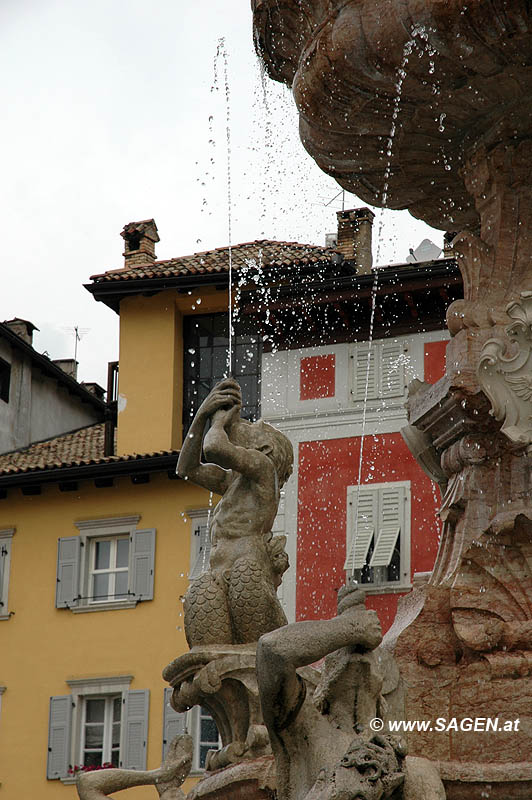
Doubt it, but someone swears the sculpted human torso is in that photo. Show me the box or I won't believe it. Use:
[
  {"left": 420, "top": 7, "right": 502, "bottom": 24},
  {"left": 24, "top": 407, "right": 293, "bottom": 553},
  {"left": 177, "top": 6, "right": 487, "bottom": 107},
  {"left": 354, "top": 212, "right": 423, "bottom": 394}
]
[{"left": 177, "top": 379, "right": 292, "bottom": 645}]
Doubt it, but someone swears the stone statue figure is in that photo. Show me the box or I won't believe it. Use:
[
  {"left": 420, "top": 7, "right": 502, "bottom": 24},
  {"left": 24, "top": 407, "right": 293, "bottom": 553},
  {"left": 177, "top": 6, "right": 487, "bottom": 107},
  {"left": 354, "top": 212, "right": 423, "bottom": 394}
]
[
  {"left": 177, "top": 378, "right": 293, "bottom": 646},
  {"left": 256, "top": 582, "right": 446, "bottom": 800},
  {"left": 76, "top": 735, "right": 192, "bottom": 800}
]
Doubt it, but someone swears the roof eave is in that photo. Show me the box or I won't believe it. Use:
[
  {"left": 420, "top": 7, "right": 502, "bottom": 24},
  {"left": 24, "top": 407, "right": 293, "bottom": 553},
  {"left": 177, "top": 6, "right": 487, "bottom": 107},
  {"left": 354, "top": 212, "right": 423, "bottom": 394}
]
[
  {"left": 0, "top": 323, "right": 107, "bottom": 413},
  {"left": 0, "top": 452, "right": 180, "bottom": 490},
  {"left": 85, "top": 257, "right": 460, "bottom": 313}
]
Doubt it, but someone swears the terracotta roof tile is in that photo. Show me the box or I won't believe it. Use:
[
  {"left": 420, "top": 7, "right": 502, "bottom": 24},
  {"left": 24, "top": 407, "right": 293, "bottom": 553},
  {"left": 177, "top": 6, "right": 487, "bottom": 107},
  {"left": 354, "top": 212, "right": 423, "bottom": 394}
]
[
  {"left": 90, "top": 240, "right": 340, "bottom": 283},
  {"left": 0, "top": 424, "right": 178, "bottom": 476}
]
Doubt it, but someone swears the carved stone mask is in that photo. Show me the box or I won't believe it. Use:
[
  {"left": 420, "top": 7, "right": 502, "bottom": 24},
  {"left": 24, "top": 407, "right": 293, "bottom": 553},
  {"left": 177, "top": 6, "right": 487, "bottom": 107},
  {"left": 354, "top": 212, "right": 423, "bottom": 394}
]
[{"left": 304, "top": 735, "right": 405, "bottom": 800}]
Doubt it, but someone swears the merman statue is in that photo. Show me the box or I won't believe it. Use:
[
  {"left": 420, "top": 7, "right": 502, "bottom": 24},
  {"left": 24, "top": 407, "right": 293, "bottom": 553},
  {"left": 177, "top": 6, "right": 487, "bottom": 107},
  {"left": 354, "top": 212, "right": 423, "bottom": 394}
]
[{"left": 177, "top": 378, "right": 293, "bottom": 645}]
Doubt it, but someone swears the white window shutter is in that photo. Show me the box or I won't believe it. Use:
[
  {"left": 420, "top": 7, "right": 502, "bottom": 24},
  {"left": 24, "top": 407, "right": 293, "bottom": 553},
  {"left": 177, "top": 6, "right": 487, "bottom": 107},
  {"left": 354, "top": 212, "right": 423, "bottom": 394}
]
[
  {"left": 189, "top": 523, "right": 211, "bottom": 581},
  {"left": 344, "top": 486, "right": 378, "bottom": 570},
  {"left": 55, "top": 537, "right": 81, "bottom": 608},
  {"left": 369, "top": 526, "right": 401, "bottom": 567},
  {"left": 352, "top": 344, "right": 379, "bottom": 402},
  {"left": 162, "top": 687, "right": 187, "bottom": 759},
  {"left": 370, "top": 486, "right": 404, "bottom": 567},
  {"left": 122, "top": 689, "right": 149, "bottom": 770},
  {"left": 47, "top": 696, "right": 72, "bottom": 779},
  {"left": 380, "top": 340, "right": 405, "bottom": 398},
  {"left": 131, "top": 529, "right": 155, "bottom": 601}
]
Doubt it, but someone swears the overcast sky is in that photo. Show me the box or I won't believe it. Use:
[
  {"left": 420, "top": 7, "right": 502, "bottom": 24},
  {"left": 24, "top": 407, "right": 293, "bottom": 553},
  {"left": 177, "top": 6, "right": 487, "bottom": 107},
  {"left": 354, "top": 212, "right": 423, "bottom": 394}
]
[{"left": 0, "top": 0, "right": 440, "bottom": 388}]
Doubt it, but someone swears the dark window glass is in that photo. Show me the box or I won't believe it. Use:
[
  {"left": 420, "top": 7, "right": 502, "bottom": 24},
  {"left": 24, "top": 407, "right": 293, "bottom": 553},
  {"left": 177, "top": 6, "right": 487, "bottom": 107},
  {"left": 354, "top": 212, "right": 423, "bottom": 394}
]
[
  {"left": 0, "top": 358, "right": 10, "bottom": 404},
  {"left": 353, "top": 536, "right": 400, "bottom": 585},
  {"left": 183, "top": 314, "right": 261, "bottom": 430}
]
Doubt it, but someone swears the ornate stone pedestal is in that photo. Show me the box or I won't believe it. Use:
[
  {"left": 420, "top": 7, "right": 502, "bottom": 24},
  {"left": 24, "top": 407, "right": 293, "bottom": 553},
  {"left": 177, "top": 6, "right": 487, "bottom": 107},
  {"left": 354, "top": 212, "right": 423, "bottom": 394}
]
[
  {"left": 163, "top": 646, "right": 274, "bottom": 791},
  {"left": 387, "top": 295, "right": 532, "bottom": 798}
]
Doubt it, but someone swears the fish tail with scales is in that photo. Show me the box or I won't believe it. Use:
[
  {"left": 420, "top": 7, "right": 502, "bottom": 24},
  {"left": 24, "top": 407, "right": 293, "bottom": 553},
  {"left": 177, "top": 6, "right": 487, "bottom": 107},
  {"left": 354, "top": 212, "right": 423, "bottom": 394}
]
[
  {"left": 228, "top": 556, "right": 288, "bottom": 644},
  {"left": 184, "top": 572, "right": 233, "bottom": 647}
]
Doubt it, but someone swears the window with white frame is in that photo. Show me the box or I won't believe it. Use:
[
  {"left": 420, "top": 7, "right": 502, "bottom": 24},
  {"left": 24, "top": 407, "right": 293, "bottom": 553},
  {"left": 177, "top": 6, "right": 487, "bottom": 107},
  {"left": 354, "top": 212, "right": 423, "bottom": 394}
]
[
  {"left": 81, "top": 695, "right": 121, "bottom": 768},
  {"left": 55, "top": 516, "right": 155, "bottom": 611},
  {"left": 344, "top": 482, "right": 410, "bottom": 588},
  {"left": 47, "top": 676, "right": 149, "bottom": 782},
  {"left": 89, "top": 536, "right": 130, "bottom": 604},
  {"left": 350, "top": 339, "right": 408, "bottom": 403},
  {"left": 162, "top": 690, "right": 221, "bottom": 773},
  {"left": 0, "top": 528, "right": 14, "bottom": 620}
]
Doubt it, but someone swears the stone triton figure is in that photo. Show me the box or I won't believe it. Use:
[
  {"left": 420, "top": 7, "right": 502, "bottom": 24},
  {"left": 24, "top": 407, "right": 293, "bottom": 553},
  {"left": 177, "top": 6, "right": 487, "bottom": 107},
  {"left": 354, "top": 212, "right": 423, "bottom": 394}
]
[
  {"left": 177, "top": 378, "right": 293, "bottom": 645},
  {"left": 257, "top": 582, "right": 446, "bottom": 800}
]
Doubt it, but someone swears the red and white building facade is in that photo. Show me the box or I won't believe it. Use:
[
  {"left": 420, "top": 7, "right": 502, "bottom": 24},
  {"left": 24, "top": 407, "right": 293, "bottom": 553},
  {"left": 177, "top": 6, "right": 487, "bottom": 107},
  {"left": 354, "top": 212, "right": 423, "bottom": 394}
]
[
  {"left": 264, "top": 329, "right": 450, "bottom": 631},
  {"left": 252, "top": 210, "right": 461, "bottom": 632}
]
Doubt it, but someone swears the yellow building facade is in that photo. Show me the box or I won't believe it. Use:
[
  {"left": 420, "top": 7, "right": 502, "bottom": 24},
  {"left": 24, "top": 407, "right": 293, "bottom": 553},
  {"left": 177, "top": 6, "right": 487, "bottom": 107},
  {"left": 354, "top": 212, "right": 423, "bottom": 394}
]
[{"left": 0, "top": 222, "right": 233, "bottom": 797}]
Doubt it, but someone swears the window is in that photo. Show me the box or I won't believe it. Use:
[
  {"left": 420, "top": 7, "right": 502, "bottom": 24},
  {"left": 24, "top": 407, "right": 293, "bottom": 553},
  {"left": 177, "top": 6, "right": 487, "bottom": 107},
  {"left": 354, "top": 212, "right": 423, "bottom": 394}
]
[
  {"left": 56, "top": 517, "right": 155, "bottom": 611},
  {"left": 47, "top": 677, "right": 149, "bottom": 782},
  {"left": 0, "top": 357, "right": 10, "bottom": 403},
  {"left": 350, "top": 339, "right": 408, "bottom": 403},
  {"left": 162, "top": 690, "right": 221, "bottom": 773},
  {"left": 89, "top": 537, "right": 129, "bottom": 604},
  {"left": 193, "top": 706, "right": 221, "bottom": 771},
  {"left": 344, "top": 482, "right": 410, "bottom": 588},
  {"left": 183, "top": 313, "right": 261, "bottom": 430},
  {"left": 81, "top": 696, "right": 121, "bottom": 767},
  {"left": 0, "top": 528, "right": 14, "bottom": 620}
]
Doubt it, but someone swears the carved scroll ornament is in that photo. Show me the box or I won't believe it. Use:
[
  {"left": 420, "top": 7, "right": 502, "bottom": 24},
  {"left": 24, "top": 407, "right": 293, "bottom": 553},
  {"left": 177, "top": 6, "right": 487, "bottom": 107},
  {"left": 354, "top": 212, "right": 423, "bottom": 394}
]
[{"left": 478, "top": 291, "right": 532, "bottom": 449}]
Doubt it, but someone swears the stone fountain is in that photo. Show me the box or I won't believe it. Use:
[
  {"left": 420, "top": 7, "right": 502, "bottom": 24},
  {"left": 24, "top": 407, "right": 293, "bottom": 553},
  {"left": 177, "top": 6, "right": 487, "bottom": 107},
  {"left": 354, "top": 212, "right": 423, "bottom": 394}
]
[
  {"left": 76, "top": 380, "right": 446, "bottom": 800},
  {"left": 252, "top": 1, "right": 532, "bottom": 798}
]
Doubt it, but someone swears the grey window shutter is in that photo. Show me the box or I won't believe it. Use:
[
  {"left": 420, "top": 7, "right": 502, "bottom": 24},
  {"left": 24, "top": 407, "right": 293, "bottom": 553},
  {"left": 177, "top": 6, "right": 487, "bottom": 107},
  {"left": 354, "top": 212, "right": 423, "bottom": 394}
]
[
  {"left": 47, "top": 695, "right": 72, "bottom": 779},
  {"left": 131, "top": 529, "right": 155, "bottom": 601},
  {"left": 162, "top": 687, "right": 187, "bottom": 759},
  {"left": 122, "top": 689, "right": 149, "bottom": 770},
  {"left": 189, "top": 523, "right": 211, "bottom": 581},
  {"left": 55, "top": 537, "right": 81, "bottom": 608}
]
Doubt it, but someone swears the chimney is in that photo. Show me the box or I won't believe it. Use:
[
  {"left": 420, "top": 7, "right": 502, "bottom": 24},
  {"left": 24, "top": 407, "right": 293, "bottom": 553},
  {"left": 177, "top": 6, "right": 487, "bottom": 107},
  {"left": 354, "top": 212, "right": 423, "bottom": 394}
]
[
  {"left": 53, "top": 359, "right": 78, "bottom": 380},
  {"left": 4, "top": 318, "right": 38, "bottom": 346},
  {"left": 121, "top": 219, "right": 159, "bottom": 267},
  {"left": 336, "top": 208, "right": 374, "bottom": 274}
]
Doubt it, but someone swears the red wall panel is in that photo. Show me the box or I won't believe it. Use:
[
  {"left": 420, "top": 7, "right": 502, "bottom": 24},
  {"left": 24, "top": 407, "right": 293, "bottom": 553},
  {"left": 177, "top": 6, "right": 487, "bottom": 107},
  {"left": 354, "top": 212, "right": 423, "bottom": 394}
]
[
  {"left": 296, "top": 433, "right": 441, "bottom": 632},
  {"left": 424, "top": 340, "right": 447, "bottom": 384},
  {"left": 300, "top": 354, "right": 336, "bottom": 400}
]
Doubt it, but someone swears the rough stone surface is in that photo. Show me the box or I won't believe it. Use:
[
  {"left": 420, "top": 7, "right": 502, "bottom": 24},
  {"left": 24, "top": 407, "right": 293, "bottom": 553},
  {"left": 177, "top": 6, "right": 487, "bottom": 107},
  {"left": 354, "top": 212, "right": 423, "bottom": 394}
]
[
  {"left": 256, "top": 583, "right": 445, "bottom": 800},
  {"left": 186, "top": 756, "right": 276, "bottom": 800},
  {"left": 177, "top": 379, "right": 293, "bottom": 646}
]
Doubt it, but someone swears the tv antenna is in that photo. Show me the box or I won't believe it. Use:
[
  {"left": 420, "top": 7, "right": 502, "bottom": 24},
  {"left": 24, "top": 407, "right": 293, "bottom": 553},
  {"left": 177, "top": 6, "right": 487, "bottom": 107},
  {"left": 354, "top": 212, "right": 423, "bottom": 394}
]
[
  {"left": 313, "top": 189, "right": 347, "bottom": 210},
  {"left": 61, "top": 325, "right": 90, "bottom": 361}
]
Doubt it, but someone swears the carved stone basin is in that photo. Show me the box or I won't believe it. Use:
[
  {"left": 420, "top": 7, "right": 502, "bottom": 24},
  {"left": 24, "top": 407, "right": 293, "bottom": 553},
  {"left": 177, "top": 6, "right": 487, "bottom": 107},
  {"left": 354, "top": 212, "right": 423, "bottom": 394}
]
[
  {"left": 253, "top": 0, "right": 532, "bottom": 334},
  {"left": 253, "top": 0, "right": 532, "bottom": 229}
]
